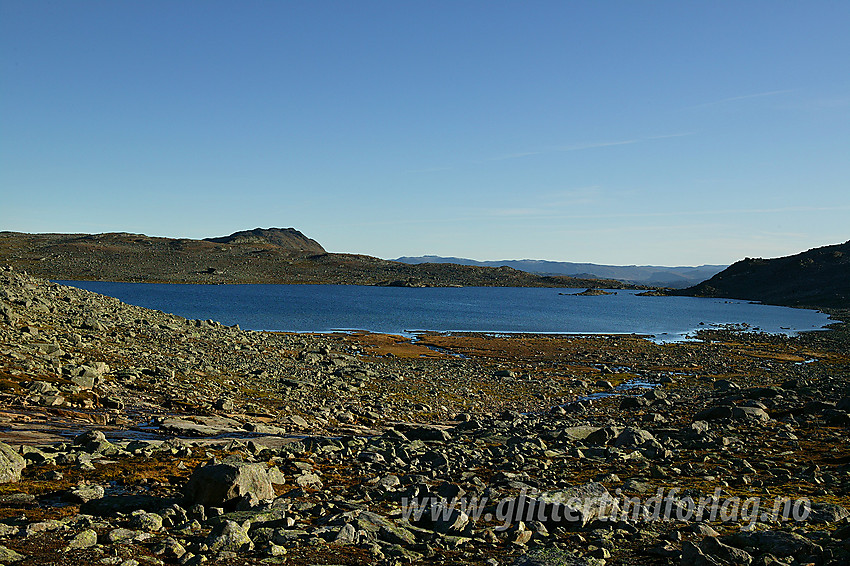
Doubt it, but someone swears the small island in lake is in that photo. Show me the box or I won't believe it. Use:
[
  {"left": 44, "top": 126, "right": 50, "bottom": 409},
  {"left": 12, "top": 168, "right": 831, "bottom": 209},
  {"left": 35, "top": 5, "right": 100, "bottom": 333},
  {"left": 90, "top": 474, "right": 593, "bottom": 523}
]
[{"left": 561, "top": 288, "right": 617, "bottom": 296}]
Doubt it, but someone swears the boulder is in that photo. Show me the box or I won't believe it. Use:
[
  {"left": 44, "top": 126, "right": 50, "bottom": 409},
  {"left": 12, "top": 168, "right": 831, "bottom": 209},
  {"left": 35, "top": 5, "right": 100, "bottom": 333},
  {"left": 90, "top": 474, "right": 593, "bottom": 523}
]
[
  {"left": 184, "top": 459, "right": 274, "bottom": 509},
  {"left": 0, "top": 544, "right": 25, "bottom": 562},
  {"left": 643, "top": 389, "right": 667, "bottom": 402},
  {"left": 72, "top": 430, "right": 117, "bottom": 454},
  {"left": 67, "top": 484, "right": 105, "bottom": 503},
  {"left": 63, "top": 529, "right": 98, "bottom": 552},
  {"left": 712, "top": 379, "right": 740, "bottom": 391},
  {"left": 354, "top": 511, "right": 416, "bottom": 545},
  {"left": 732, "top": 406, "right": 770, "bottom": 422},
  {"left": 803, "top": 501, "right": 849, "bottom": 524},
  {"left": 558, "top": 426, "right": 600, "bottom": 441},
  {"left": 614, "top": 427, "right": 658, "bottom": 448},
  {"left": 585, "top": 426, "right": 621, "bottom": 445},
  {"left": 404, "top": 425, "right": 451, "bottom": 442},
  {"left": 694, "top": 406, "right": 733, "bottom": 421},
  {"left": 288, "top": 414, "right": 310, "bottom": 428},
  {"left": 726, "top": 530, "right": 820, "bottom": 558},
  {"left": 70, "top": 375, "right": 96, "bottom": 389},
  {"left": 699, "top": 535, "right": 752, "bottom": 565},
  {"left": 204, "top": 520, "right": 253, "bottom": 552},
  {"left": 107, "top": 528, "right": 151, "bottom": 544},
  {"left": 503, "top": 482, "right": 616, "bottom": 527},
  {"left": 680, "top": 540, "right": 723, "bottom": 566},
  {"left": 130, "top": 510, "right": 164, "bottom": 531},
  {"left": 0, "top": 302, "right": 18, "bottom": 326},
  {"left": 327, "top": 522, "right": 357, "bottom": 545},
  {"left": 0, "top": 442, "right": 25, "bottom": 483},
  {"left": 158, "top": 416, "right": 243, "bottom": 437},
  {"left": 619, "top": 396, "right": 646, "bottom": 409},
  {"left": 294, "top": 472, "right": 323, "bottom": 489},
  {"left": 266, "top": 466, "right": 286, "bottom": 485}
]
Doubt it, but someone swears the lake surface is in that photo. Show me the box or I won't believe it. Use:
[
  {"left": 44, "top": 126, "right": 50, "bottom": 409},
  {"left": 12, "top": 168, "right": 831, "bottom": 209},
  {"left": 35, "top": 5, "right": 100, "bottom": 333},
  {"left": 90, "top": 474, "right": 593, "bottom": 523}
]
[{"left": 55, "top": 281, "right": 832, "bottom": 341}]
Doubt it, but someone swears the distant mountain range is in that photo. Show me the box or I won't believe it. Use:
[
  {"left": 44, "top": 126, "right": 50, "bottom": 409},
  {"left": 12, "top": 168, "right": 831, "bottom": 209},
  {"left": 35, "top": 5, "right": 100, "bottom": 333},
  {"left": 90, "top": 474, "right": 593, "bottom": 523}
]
[
  {"left": 677, "top": 240, "right": 850, "bottom": 308},
  {"left": 394, "top": 255, "right": 726, "bottom": 288}
]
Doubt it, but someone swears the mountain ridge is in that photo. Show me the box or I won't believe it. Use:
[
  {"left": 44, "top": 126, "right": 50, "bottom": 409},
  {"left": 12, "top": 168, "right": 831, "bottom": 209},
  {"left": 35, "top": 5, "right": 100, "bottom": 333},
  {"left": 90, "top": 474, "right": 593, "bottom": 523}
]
[
  {"left": 0, "top": 229, "right": 642, "bottom": 289},
  {"left": 394, "top": 255, "right": 726, "bottom": 288}
]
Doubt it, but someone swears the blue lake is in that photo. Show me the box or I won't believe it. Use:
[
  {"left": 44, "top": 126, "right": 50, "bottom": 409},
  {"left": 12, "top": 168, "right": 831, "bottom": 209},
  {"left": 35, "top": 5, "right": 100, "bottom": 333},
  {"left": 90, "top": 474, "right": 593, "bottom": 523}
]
[{"left": 55, "top": 281, "right": 833, "bottom": 341}]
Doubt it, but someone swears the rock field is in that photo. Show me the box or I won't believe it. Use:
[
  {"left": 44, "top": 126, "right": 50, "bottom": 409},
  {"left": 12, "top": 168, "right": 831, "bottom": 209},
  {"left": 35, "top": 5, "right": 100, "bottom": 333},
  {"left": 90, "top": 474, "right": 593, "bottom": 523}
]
[{"left": 0, "top": 266, "right": 848, "bottom": 565}]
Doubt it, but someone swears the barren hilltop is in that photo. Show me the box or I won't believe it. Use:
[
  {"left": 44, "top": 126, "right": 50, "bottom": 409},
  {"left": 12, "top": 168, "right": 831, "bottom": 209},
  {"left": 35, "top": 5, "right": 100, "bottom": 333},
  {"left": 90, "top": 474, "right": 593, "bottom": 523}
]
[
  {"left": 203, "top": 227, "right": 326, "bottom": 254},
  {"left": 0, "top": 229, "right": 639, "bottom": 289}
]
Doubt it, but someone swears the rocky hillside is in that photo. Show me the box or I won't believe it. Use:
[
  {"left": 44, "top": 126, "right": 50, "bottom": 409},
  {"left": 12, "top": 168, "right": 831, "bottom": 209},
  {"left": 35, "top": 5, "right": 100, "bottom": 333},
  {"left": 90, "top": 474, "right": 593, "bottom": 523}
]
[
  {"left": 0, "top": 230, "right": 639, "bottom": 288},
  {"left": 677, "top": 240, "right": 850, "bottom": 308}
]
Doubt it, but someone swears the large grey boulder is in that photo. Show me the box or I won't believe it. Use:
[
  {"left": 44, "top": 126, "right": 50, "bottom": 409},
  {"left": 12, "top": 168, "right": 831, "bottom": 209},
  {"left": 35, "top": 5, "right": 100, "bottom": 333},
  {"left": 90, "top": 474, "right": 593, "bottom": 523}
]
[
  {"left": 501, "top": 482, "right": 617, "bottom": 527},
  {"left": 732, "top": 406, "right": 770, "bottom": 422},
  {"left": 698, "top": 535, "right": 752, "bottom": 565},
  {"left": 726, "top": 530, "right": 821, "bottom": 558},
  {"left": 67, "top": 484, "right": 105, "bottom": 503},
  {"left": 585, "top": 426, "right": 621, "bottom": 445},
  {"left": 62, "top": 529, "right": 98, "bottom": 552},
  {"left": 354, "top": 511, "right": 416, "bottom": 545},
  {"left": 325, "top": 523, "right": 357, "bottom": 545},
  {"left": 184, "top": 458, "right": 274, "bottom": 509},
  {"left": 0, "top": 302, "right": 17, "bottom": 326},
  {"left": 680, "top": 541, "right": 723, "bottom": 566},
  {"left": 404, "top": 425, "right": 451, "bottom": 442},
  {"left": 804, "top": 501, "right": 850, "bottom": 523},
  {"left": 0, "top": 442, "right": 25, "bottom": 483},
  {"left": 204, "top": 520, "right": 253, "bottom": 552},
  {"left": 614, "top": 427, "right": 658, "bottom": 448},
  {"left": 0, "top": 544, "right": 25, "bottom": 563},
  {"left": 72, "top": 430, "right": 118, "bottom": 454}
]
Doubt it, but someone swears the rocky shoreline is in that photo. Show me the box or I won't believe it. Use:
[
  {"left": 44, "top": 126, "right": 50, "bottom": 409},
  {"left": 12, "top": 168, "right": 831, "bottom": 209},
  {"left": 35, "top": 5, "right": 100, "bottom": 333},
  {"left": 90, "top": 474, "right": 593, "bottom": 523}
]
[{"left": 1, "top": 266, "right": 849, "bottom": 565}]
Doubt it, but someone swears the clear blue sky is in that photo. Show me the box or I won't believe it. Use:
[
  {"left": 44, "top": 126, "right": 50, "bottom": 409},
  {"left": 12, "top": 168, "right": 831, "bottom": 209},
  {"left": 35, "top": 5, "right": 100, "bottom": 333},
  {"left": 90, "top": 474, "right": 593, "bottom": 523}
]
[{"left": 2, "top": 1, "right": 848, "bottom": 266}]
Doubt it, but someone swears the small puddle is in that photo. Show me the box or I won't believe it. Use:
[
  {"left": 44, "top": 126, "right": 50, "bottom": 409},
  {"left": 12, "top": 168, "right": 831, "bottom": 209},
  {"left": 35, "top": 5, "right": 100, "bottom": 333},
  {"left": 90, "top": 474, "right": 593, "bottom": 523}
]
[
  {"left": 412, "top": 341, "right": 468, "bottom": 359},
  {"left": 100, "top": 420, "right": 343, "bottom": 445},
  {"left": 524, "top": 378, "right": 661, "bottom": 416},
  {"left": 561, "top": 378, "right": 660, "bottom": 407}
]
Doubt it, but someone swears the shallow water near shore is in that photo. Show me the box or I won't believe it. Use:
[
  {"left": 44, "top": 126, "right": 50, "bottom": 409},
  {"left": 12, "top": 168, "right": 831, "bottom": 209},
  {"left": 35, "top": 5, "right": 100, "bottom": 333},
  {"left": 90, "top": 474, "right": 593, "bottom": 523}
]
[{"left": 56, "top": 281, "right": 832, "bottom": 341}]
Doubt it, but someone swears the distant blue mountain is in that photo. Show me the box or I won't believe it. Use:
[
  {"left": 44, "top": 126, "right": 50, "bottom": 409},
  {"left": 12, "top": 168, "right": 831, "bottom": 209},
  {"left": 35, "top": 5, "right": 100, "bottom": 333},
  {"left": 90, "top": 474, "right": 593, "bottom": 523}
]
[{"left": 393, "top": 255, "right": 726, "bottom": 288}]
